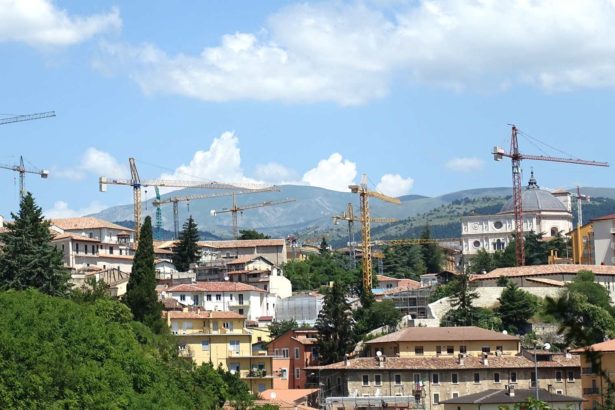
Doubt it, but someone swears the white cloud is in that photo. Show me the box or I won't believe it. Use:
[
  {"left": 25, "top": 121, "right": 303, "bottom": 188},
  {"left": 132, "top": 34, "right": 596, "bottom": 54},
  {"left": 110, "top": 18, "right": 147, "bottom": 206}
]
[
  {"left": 302, "top": 153, "right": 357, "bottom": 191},
  {"left": 55, "top": 147, "right": 128, "bottom": 180},
  {"left": 376, "top": 174, "right": 414, "bottom": 197},
  {"left": 446, "top": 157, "right": 484, "bottom": 172},
  {"left": 45, "top": 200, "right": 107, "bottom": 219},
  {"left": 254, "top": 162, "right": 298, "bottom": 184},
  {"left": 0, "top": 0, "right": 121, "bottom": 47},
  {"left": 96, "top": 0, "right": 615, "bottom": 104}
]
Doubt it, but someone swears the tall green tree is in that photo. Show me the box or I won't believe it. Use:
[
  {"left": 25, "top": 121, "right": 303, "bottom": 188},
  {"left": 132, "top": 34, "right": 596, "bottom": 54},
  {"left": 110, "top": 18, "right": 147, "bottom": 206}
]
[
  {"left": 125, "top": 216, "right": 164, "bottom": 333},
  {"left": 524, "top": 231, "right": 548, "bottom": 265},
  {"left": 469, "top": 248, "right": 495, "bottom": 274},
  {"left": 497, "top": 283, "right": 538, "bottom": 334},
  {"left": 566, "top": 270, "right": 614, "bottom": 315},
  {"left": 316, "top": 282, "right": 355, "bottom": 364},
  {"left": 0, "top": 192, "right": 70, "bottom": 296},
  {"left": 172, "top": 215, "right": 201, "bottom": 272},
  {"left": 319, "top": 236, "right": 329, "bottom": 255},
  {"left": 382, "top": 244, "right": 426, "bottom": 280},
  {"left": 420, "top": 225, "right": 443, "bottom": 273}
]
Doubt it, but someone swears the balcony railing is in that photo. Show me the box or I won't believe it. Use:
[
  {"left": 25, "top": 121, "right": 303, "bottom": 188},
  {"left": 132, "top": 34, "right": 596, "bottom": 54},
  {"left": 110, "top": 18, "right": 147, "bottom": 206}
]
[{"left": 240, "top": 369, "right": 272, "bottom": 379}]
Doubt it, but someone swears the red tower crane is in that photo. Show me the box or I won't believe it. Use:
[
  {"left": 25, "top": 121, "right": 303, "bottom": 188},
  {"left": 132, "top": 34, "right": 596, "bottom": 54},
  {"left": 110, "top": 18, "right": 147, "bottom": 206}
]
[{"left": 493, "top": 125, "right": 609, "bottom": 266}]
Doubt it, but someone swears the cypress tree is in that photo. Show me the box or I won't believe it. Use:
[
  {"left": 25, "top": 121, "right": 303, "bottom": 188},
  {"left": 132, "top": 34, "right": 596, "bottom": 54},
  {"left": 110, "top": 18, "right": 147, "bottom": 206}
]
[
  {"left": 497, "top": 282, "right": 538, "bottom": 334},
  {"left": 316, "top": 281, "right": 355, "bottom": 365},
  {"left": 172, "top": 215, "right": 201, "bottom": 272},
  {"left": 125, "top": 216, "right": 163, "bottom": 332},
  {"left": 0, "top": 192, "right": 70, "bottom": 296}
]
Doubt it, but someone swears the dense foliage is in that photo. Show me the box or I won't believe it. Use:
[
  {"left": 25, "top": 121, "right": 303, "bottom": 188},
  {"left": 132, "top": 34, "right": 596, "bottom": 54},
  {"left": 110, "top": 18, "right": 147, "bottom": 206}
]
[
  {"left": 238, "top": 229, "right": 270, "bottom": 240},
  {"left": 268, "top": 319, "right": 299, "bottom": 339},
  {"left": 0, "top": 290, "right": 250, "bottom": 409},
  {"left": 354, "top": 299, "right": 402, "bottom": 340},
  {"left": 440, "top": 273, "right": 501, "bottom": 329},
  {"left": 282, "top": 253, "right": 360, "bottom": 292},
  {"left": 125, "top": 216, "right": 164, "bottom": 333},
  {"left": 420, "top": 226, "right": 443, "bottom": 273},
  {"left": 0, "top": 192, "right": 71, "bottom": 296},
  {"left": 172, "top": 216, "right": 202, "bottom": 272},
  {"left": 382, "top": 243, "right": 426, "bottom": 280},
  {"left": 316, "top": 282, "right": 355, "bottom": 365},
  {"left": 497, "top": 283, "right": 538, "bottom": 334}
]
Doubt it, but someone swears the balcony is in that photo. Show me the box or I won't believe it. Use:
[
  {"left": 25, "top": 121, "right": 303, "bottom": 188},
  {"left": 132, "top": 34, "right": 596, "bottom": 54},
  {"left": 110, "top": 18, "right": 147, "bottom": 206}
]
[
  {"left": 584, "top": 388, "right": 601, "bottom": 395},
  {"left": 240, "top": 369, "right": 272, "bottom": 379}
]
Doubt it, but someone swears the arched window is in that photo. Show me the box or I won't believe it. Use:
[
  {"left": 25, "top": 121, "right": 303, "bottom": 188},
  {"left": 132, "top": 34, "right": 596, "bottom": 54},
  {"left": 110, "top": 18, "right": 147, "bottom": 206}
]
[{"left": 550, "top": 227, "right": 558, "bottom": 237}]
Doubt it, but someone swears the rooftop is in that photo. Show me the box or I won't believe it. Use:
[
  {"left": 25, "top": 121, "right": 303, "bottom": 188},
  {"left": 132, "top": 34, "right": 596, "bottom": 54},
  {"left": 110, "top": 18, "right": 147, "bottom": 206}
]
[
  {"left": 499, "top": 173, "right": 569, "bottom": 215},
  {"left": 471, "top": 264, "right": 615, "bottom": 281},
  {"left": 571, "top": 339, "right": 615, "bottom": 353},
  {"left": 260, "top": 389, "right": 318, "bottom": 404},
  {"left": 167, "top": 281, "right": 265, "bottom": 293},
  {"left": 226, "top": 255, "right": 274, "bottom": 266},
  {"left": 52, "top": 232, "right": 101, "bottom": 243},
  {"left": 51, "top": 217, "right": 134, "bottom": 232},
  {"left": 198, "top": 239, "right": 285, "bottom": 249},
  {"left": 591, "top": 213, "right": 615, "bottom": 222},
  {"left": 366, "top": 326, "right": 519, "bottom": 344},
  {"left": 441, "top": 389, "right": 582, "bottom": 405}
]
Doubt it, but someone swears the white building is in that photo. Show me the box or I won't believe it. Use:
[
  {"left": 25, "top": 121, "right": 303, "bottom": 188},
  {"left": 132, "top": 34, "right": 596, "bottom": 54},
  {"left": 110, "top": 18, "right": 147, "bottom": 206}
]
[
  {"left": 163, "top": 281, "right": 277, "bottom": 324},
  {"left": 461, "top": 173, "right": 572, "bottom": 257},
  {"left": 588, "top": 214, "right": 615, "bottom": 265},
  {"left": 197, "top": 239, "right": 287, "bottom": 265}
]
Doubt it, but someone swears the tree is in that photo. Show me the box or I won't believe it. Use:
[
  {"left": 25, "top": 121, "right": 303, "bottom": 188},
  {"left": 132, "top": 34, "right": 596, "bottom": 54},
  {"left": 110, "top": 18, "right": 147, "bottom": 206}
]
[
  {"left": 469, "top": 248, "right": 494, "bottom": 274},
  {"left": 238, "top": 229, "right": 270, "bottom": 240},
  {"left": 125, "top": 216, "right": 164, "bottom": 333},
  {"left": 493, "top": 240, "right": 516, "bottom": 268},
  {"left": 316, "top": 282, "right": 355, "bottom": 364},
  {"left": 420, "top": 225, "right": 443, "bottom": 273},
  {"left": 382, "top": 244, "right": 426, "bottom": 280},
  {"left": 354, "top": 300, "right": 401, "bottom": 339},
  {"left": 319, "top": 237, "right": 329, "bottom": 255},
  {"left": 268, "top": 319, "right": 299, "bottom": 339},
  {"left": 448, "top": 273, "right": 478, "bottom": 323},
  {"left": 566, "top": 270, "right": 614, "bottom": 315},
  {"left": 497, "top": 283, "right": 538, "bottom": 334},
  {"left": 172, "top": 215, "right": 201, "bottom": 272},
  {"left": 524, "top": 231, "right": 548, "bottom": 265},
  {"left": 0, "top": 192, "right": 71, "bottom": 296}
]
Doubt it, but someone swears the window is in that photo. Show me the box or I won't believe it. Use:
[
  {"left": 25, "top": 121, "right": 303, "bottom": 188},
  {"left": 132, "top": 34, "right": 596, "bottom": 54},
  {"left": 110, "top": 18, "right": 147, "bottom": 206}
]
[
  {"left": 451, "top": 373, "right": 458, "bottom": 384},
  {"left": 239, "top": 309, "right": 244, "bottom": 315},
  {"left": 109, "top": 246, "right": 113, "bottom": 255},
  {"left": 568, "top": 371, "right": 575, "bottom": 382},
  {"left": 459, "top": 345, "right": 467, "bottom": 354},
  {"left": 432, "top": 374, "right": 439, "bottom": 384},
  {"left": 494, "top": 221, "right": 503, "bottom": 229},
  {"left": 295, "top": 368, "right": 301, "bottom": 379},
  {"left": 433, "top": 393, "right": 440, "bottom": 405},
  {"left": 206, "top": 294, "right": 212, "bottom": 301},
  {"left": 223, "top": 321, "right": 233, "bottom": 331},
  {"left": 216, "top": 294, "right": 222, "bottom": 301},
  {"left": 452, "top": 392, "right": 459, "bottom": 399},
  {"left": 295, "top": 347, "right": 300, "bottom": 359},
  {"left": 84, "top": 244, "right": 88, "bottom": 254},
  {"left": 193, "top": 295, "right": 200, "bottom": 305},
  {"left": 394, "top": 374, "right": 402, "bottom": 385},
  {"left": 201, "top": 340, "right": 210, "bottom": 351},
  {"left": 494, "top": 373, "right": 500, "bottom": 383},
  {"left": 447, "top": 346, "right": 454, "bottom": 354},
  {"left": 482, "top": 346, "right": 491, "bottom": 354},
  {"left": 436, "top": 346, "right": 442, "bottom": 355},
  {"left": 556, "top": 390, "right": 563, "bottom": 395},
  {"left": 413, "top": 374, "right": 421, "bottom": 384},
  {"left": 75, "top": 243, "right": 79, "bottom": 253},
  {"left": 362, "top": 375, "right": 369, "bottom": 386},
  {"left": 473, "top": 240, "right": 481, "bottom": 248},
  {"left": 415, "top": 346, "right": 424, "bottom": 355},
  {"left": 375, "top": 374, "right": 382, "bottom": 386},
  {"left": 473, "top": 373, "right": 480, "bottom": 383},
  {"left": 180, "top": 294, "right": 186, "bottom": 302},
  {"left": 282, "top": 348, "right": 289, "bottom": 358},
  {"left": 510, "top": 372, "right": 517, "bottom": 383},
  {"left": 280, "top": 368, "right": 288, "bottom": 379},
  {"left": 496, "top": 345, "right": 503, "bottom": 352},
  {"left": 274, "top": 348, "right": 280, "bottom": 356},
  {"left": 229, "top": 340, "right": 240, "bottom": 352},
  {"left": 556, "top": 371, "right": 562, "bottom": 382}
]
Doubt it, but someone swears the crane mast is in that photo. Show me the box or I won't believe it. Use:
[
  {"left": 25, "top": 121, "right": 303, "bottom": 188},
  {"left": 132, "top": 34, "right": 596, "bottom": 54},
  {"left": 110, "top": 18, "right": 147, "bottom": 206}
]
[
  {"left": 493, "top": 125, "right": 608, "bottom": 266},
  {"left": 0, "top": 156, "right": 49, "bottom": 201}
]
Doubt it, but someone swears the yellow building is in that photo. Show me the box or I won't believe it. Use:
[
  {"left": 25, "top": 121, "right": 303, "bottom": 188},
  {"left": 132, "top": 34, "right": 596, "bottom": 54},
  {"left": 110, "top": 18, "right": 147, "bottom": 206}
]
[
  {"left": 569, "top": 223, "right": 594, "bottom": 264},
  {"left": 165, "top": 309, "right": 275, "bottom": 393},
  {"left": 365, "top": 326, "right": 520, "bottom": 358},
  {"left": 572, "top": 339, "right": 615, "bottom": 409}
]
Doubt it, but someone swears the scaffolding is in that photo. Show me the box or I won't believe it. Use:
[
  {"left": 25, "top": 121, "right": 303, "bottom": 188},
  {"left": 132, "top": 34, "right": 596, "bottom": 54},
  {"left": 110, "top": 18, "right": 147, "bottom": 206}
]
[{"left": 383, "top": 288, "right": 433, "bottom": 319}]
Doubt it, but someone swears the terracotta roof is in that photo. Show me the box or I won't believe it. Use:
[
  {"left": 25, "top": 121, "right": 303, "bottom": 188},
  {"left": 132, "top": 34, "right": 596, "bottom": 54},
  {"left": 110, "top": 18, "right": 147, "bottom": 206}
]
[
  {"left": 167, "top": 281, "right": 265, "bottom": 293},
  {"left": 227, "top": 269, "right": 270, "bottom": 275},
  {"left": 314, "top": 354, "right": 579, "bottom": 371},
  {"left": 164, "top": 310, "right": 245, "bottom": 319},
  {"left": 292, "top": 336, "right": 318, "bottom": 345},
  {"left": 226, "top": 255, "right": 274, "bottom": 266},
  {"left": 376, "top": 275, "right": 399, "bottom": 282},
  {"left": 258, "top": 316, "right": 274, "bottom": 321},
  {"left": 161, "top": 298, "right": 184, "bottom": 310},
  {"left": 525, "top": 277, "right": 565, "bottom": 287},
  {"left": 52, "top": 233, "right": 101, "bottom": 243},
  {"left": 571, "top": 339, "right": 615, "bottom": 353},
  {"left": 366, "top": 326, "right": 519, "bottom": 344},
  {"left": 51, "top": 217, "right": 133, "bottom": 232},
  {"left": 260, "top": 389, "right": 318, "bottom": 403},
  {"left": 441, "top": 389, "right": 582, "bottom": 405},
  {"left": 198, "top": 239, "right": 285, "bottom": 249},
  {"left": 591, "top": 213, "right": 615, "bottom": 222},
  {"left": 154, "top": 248, "right": 174, "bottom": 255},
  {"left": 471, "top": 264, "right": 615, "bottom": 281}
]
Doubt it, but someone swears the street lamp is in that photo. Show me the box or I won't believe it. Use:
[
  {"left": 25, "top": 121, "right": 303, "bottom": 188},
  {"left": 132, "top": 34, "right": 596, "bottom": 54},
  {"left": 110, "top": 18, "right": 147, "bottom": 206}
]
[{"left": 534, "top": 342, "right": 551, "bottom": 400}]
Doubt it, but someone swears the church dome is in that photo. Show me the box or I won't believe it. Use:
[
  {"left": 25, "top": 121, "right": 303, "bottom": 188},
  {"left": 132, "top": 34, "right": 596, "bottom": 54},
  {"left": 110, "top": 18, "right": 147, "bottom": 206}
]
[{"left": 499, "top": 172, "right": 568, "bottom": 214}]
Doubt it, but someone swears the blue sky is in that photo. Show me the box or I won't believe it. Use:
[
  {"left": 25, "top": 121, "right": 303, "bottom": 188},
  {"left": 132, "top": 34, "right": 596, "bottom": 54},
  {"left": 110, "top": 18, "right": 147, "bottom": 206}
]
[{"left": 1, "top": 0, "right": 615, "bottom": 219}]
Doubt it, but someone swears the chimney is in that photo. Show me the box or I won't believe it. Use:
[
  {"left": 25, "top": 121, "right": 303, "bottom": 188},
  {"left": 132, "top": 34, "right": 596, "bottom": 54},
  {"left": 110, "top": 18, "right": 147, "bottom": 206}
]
[
  {"left": 565, "top": 348, "right": 572, "bottom": 359},
  {"left": 507, "top": 385, "right": 515, "bottom": 397},
  {"left": 481, "top": 352, "right": 489, "bottom": 366},
  {"left": 344, "top": 353, "right": 349, "bottom": 367},
  {"left": 458, "top": 353, "right": 464, "bottom": 366}
]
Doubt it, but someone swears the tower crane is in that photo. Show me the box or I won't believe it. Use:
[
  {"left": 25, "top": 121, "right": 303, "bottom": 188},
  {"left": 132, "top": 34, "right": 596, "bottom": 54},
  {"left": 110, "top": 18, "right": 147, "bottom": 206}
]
[
  {"left": 349, "top": 174, "right": 400, "bottom": 296},
  {"left": 0, "top": 156, "right": 49, "bottom": 201},
  {"left": 153, "top": 187, "right": 279, "bottom": 239},
  {"left": 0, "top": 111, "right": 55, "bottom": 126},
  {"left": 332, "top": 202, "right": 398, "bottom": 269},
  {"left": 493, "top": 125, "right": 608, "bottom": 266},
  {"left": 154, "top": 186, "right": 163, "bottom": 238},
  {"left": 99, "top": 157, "right": 268, "bottom": 241},
  {"left": 210, "top": 194, "right": 295, "bottom": 239}
]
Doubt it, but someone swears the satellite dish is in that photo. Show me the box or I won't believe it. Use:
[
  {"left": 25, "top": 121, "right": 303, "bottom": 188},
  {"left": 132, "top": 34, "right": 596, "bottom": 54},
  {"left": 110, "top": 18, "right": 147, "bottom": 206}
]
[
  {"left": 210, "top": 209, "right": 216, "bottom": 216},
  {"left": 544, "top": 342, "right": 551, "bottom": 350},
  {"left": 502, "top": 330, "right": 508, "bottom": 335},
  {"left": 224, "top": 275, "right": 230, "bottom": 281},
  {"left": 270, "top": 392, "right": 277, "bottom": 400},
  {"left": 376, "top": 350, "right": 382, "bottom": 357}
]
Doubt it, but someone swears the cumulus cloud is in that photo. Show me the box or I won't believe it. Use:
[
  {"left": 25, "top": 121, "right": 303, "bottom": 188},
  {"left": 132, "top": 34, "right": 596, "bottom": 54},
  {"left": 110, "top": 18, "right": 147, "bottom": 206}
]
[
  {"left": 55, "top": 147, "right": 128, "bottom": 180},
  {"left": 376, "top": 174, "right": 414, "bottom": 197},
  {"left": 302, "top": 153, "right": 357, "bottom": 191},
  {"left": 446, "top": 157, "right": 484, "bottom": 172},
  {"left": 96, "top": 0, "right": 615, "bottom": 104},
  {"left": 254, "top": 162, "right": 298, "bottom": 184},
  {"left": 0, "top": 0, "right": 121, "bottom": 47},
  {"left": 45, "top": 200, "right": 107, "bottom": 219}
]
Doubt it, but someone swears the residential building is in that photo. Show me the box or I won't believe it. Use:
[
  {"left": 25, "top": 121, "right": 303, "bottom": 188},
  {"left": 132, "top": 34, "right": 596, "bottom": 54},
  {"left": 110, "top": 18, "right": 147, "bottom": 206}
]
[
  {"left": 569, "top": 213, "right": 615, "bottom": 266},
  {"left": 461, "top": 173, "right": 572, "bottom": 258},
  {"left": 259, "top": 389, "right": 319, "bottom": 409},
  {"left": 571, "top": 339, "right": 615, "bottom": 409},
  {"left": 267, "top": 329, "right": 320, "bottom": 389},
  {"left": 317, "top": 351, "right": 581, "bottom": 410},
  {"left": 164, "top": 281, "right": 277, "bottom": 324},
  {"left": 441, "top": 387, "right": 582, "bottom": 410},
  {"left": 197, "top": 239, "right": 287, "bottom": 265},
  {"left": 275, "top": 293, "right": 324, "bottom": 326},
  {"left": 164, "top": 309, "right": 276, "bottom": 393}
]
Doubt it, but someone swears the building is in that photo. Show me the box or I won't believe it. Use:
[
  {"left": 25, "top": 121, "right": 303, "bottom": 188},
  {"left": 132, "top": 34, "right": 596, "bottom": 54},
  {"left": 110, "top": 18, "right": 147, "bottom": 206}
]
[
  {"left": 197, "top": 239, "right": 287, "bottom": 265},
  {"left": 267, "top": 329, "right": 320, "bottom": 389},
  {"left": 571, "top": 339, "right": 615, "bottom": 409},
  {"left": 259, "top": 389, "right": 319, "bottom": 409},
  {"left": 164, "top": 281, "right": 278, "bottom": 324},
  {"left": 441, "top": 387, "right": 582, "bottom": 410},
  {"left": 569, "top": 213, "right": 615, "bottom": 266},
  {"left": 376, "top": 275, "right": 421, "bottom": 291},
  {"left": 382, "top": 287, "right": 433, "bottom": 320},
  {"left": 461, "top": 173, "right": 572, "bottom": 258},
  {"left": 164, "top": 309, "right": 276, "bottom": 393},
  {"left": 316, "top": 348, "right": 581, "bottom": 410},
  {"left": 275, "top": 293, "right": 324, "bottom": 326}
]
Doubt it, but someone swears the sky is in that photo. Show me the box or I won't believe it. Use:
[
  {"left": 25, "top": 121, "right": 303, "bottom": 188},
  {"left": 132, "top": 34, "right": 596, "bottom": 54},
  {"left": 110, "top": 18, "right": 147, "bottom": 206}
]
[{"left": 2, "top": 0, "right": 615, "bottom": 220}]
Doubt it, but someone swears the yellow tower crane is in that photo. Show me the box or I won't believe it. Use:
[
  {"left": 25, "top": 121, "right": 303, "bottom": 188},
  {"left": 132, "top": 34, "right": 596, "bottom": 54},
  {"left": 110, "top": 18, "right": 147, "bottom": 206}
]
[
  {"left": 349, "top": 174, "right": 400, "bottom": 295},
  {"left": 99, "top": 157, "right": 268, "bottom": 241}
]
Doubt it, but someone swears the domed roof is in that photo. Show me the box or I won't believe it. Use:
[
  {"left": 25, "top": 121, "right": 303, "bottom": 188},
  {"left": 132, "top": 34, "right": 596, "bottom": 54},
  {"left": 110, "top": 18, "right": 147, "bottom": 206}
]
[{"left": 499, "top": 172, "right": 568, "bottom": 214}]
